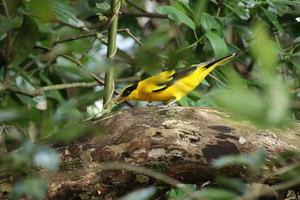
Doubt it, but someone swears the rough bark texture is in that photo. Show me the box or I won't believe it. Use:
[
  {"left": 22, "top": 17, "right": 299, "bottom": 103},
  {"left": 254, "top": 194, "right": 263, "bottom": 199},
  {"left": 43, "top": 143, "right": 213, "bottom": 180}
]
[{"left": 45, "top": 107, "right": 300, "bottom": 199}]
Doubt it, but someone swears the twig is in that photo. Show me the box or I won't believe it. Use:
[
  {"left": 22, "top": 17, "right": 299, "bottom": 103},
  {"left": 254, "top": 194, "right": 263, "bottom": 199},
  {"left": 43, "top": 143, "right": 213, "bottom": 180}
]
[
  {"left": 121, "top": 12, "right": 167, "bottom": 19},
  {"left": 53, "top": 32, "right": 98, "bottom": 45},
  {"left": 2, "top": 0, "right": 11, "bottom": 82},
  {"left": 121, "top": 28, "right": 143, "bottom": 46},
  {"left": 34, "top": 45, "right": 134, "bottom": 107},
  {"left": 54, "top": 19, "right": 89, "bottom": 32},
  {"left": 125, "top": 0, "right": 147, "bottom": 13},
  {"left": 103, "top": 0, "right": 122, "bottom": 108}
]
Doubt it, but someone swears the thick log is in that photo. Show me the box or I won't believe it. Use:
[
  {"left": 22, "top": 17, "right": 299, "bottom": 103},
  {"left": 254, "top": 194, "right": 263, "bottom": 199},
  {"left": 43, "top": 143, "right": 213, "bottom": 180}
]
[{"left": 46, "top": 107, "right": 300, "bottom": 199}]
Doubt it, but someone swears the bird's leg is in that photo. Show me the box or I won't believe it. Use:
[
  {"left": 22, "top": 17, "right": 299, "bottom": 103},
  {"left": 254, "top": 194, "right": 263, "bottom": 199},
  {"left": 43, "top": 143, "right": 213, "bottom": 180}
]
[
  {"left": 166, "top": 99, "right": 177, "bottom": 107},
  {"left": 146, "top": 102, "right": 163, "bottom": 107}
]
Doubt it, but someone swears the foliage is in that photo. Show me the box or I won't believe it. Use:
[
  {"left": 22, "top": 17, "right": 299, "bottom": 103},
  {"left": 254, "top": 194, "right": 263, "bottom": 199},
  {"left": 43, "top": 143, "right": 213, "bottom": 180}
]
[{"left": 0, "top": 0, "right": 300, "bottom": 199}]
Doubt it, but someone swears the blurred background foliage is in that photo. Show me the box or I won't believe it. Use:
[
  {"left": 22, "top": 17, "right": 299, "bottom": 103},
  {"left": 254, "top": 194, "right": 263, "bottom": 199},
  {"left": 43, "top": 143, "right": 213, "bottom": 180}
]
[{"left": 0, "top": 0, "right": 300, "bottom": 199}]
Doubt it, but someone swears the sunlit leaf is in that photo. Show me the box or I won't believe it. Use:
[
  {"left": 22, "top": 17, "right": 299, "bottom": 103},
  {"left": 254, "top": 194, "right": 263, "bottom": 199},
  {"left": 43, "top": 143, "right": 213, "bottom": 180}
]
[
  {"left": 169, "top": 184, "right": 197, "bottom": 200},
  {"left": 11, "top": 16, "right": 39, "bottom": 66},
  {"left": 197, "top": 188, "right": 237, "bottom": 200},
  {"left": 213, "top": 149, "right": 266, "bottom": 169},
  {"left": 211, "top": 87, "right": 266, "bottom": 125},
  {"left": 251, "top": 22, "right": 278, "bottom": 75},
  {"left": 224, "top": 2, "right": 250, "bottom": 20},
  {"left": 0, "top": 15, "right": 11, "bottom": 37},
  {"left": 96, "top": 1, "right": 110, "bottom": 12},
  {"left": 201, "top": 12, "right": 222, "bottom": 34},
  {"left": 52, "top": 0, "right": 88, "bottom": 30},
  {"left": 260, "top": 7, "right": 283, "bottom": 35},
  {"left": 205, "top": 31, "right": 228, "bottom": 58},
  {"left": 156, "top": 6, "right": 196, "bottom": 30},
  {"left": 27, "top": 0, "right": 54, "bottom": 22}
]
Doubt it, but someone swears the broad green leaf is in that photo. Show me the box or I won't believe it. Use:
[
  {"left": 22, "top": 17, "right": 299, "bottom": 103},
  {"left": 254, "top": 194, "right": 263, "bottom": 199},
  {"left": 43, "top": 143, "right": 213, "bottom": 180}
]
[
  {"left": 260, "top": 7, "right": 283, "bottom": 35},
  {"left": 205, "top": 31, "right": 228, "bottom": 58},
  {"left": 169, "top": 184, "right": 197, "bottom": 200},
  {"left": 96, "top": 1, "right": 110, "bottom": 12},
  {"left": 53, "top": 100, "right": 83, "bottom": 124},
  {"left": 11, "top": 177, "right": 47, "bottom": 200},
  {"left": 265, "top": 77, "right": 290, "bottom": 126},
  {"left": 178, "top": 96, "right": 193, "bottom": 106},
  {"left": 156, "top": 6, "right": 196, "bottom": 30},
  {"left": 224, "top": 2, "right": 250, "bottom": 20},
  {"left": 0, "top": 15, "right": 11, "bottom": 37},
  {"left": 210, "top": 87, "right": 266, "bottom": 124},
  {"left": 11, "top": 16, "right": 39, "bottom": 67},
  {"left": 293, "top": 35, "right": 300, "bottom": 44},
  {"left": 213, "top": 149, "right": 266, "bottom": 169},
  {"left": 52, "top": 0, "right": 88, "bottom": 30},
  {"left": 201, "top": 12, "right": 222, "bottom": 34},
  {"left": 53, "top": 123, "right": 89, "bottom": 142},
  {"left": 27, "top": 0, "right": 54, "bottom": 22},
  {"left": 197, "top": 188, "right": 237, "bottom": 200},
  {"left": 172, "top": 0, "right": 193, "bottom": 17},
  {"left": 251, "top": 22, "right": 278, "bottom": 75}
]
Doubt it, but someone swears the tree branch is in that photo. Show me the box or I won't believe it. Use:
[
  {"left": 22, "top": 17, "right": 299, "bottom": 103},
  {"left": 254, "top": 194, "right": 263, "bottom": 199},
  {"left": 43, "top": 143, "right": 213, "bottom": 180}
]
[
  {"left": 33, "top": 45, "right": 134, "bottom": 107},
  {"left": 103, "top": 0, "right": 122, "bottom": 108},
  {"left": 121, "top": 12, "right": 167, "bottom": 19}
]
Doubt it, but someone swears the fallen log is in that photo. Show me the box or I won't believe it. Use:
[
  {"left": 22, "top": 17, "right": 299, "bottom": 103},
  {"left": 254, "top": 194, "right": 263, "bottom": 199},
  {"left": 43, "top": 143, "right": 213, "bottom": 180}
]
[{"left": 46, "top": 107, "right": 300, "bottom": 199}]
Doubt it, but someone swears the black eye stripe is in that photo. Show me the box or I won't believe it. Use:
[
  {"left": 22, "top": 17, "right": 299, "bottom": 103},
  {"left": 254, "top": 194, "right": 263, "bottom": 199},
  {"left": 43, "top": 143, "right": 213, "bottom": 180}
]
[{"left": 121, "top": 83, "right": 138, "bottom": 97}]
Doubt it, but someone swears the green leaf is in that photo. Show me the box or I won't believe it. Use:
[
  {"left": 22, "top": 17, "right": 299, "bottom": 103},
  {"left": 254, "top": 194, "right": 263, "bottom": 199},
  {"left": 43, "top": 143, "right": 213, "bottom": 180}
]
[
  {"left": 169, "top": 184, "right": 197, "bottom": 200},
  {"left": 205, "top": 31, "right": 228, "bottom": 58},
  {"left": 0, "top": 15, "right": 11, "bottom": 37},
  {"left": 251, "top": 22, "right": 278, "bottom": 75},
  {"left": 293, "top": 35, "right": 300, "bottom": 44},
  {"left": 198, "top": 188, "right": 237, "bottom": 200},
  {"left": 172, "top": 0, "right": 193, "bottom": 16},
  {"left": 224, "top": 2, "right": 250, "bottom": 20},
  {"left": 201, "top": 12, "right": 222, "bottom": 34},
  {"left": 12, "top": 177, "right": 47, "bottom": 200},
  {"left": 52, "top": 0, "right": 88, "bottom": 30},
  {"left": 156, "top": 6, "right": 196, "bottom": 30},
  {"left": 96, "top": 1, "right": 111, "bottom": 12},
  {"left": 213, "top": 149, "right": 266, "bottom": 169},
  {"left": 260, "top": 7, "right": 283, "bottom": 35},
  {"left": 11, "top": 16, "right": 39, "bottom": 67},
  {"left": 53, "top": 100, "right": 83, "bottom": 124},
  {"left": 27, "top": 0, "right": 54, "bottom": 22},
  {"left": 120, "top": 186, "right": 156, "bottom": 200}
]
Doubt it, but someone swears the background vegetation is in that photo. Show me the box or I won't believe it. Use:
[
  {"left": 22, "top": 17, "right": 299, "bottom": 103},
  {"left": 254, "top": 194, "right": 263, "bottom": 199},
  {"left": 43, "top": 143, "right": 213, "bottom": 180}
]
[{"left": 0, "top": 0, "right": 300, "bottom": 199}]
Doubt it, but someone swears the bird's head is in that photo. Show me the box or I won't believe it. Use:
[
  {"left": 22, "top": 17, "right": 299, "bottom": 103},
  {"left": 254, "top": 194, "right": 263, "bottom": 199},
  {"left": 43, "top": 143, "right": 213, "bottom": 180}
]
[{"left": 113, "top": 83, "right": 138, "bottom": 103}]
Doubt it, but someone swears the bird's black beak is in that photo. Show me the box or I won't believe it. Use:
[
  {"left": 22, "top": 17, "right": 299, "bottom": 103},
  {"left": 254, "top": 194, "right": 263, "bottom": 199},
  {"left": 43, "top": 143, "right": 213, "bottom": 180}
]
[{"left": 112, "top": 95, "right": 126, "bottom": 104}]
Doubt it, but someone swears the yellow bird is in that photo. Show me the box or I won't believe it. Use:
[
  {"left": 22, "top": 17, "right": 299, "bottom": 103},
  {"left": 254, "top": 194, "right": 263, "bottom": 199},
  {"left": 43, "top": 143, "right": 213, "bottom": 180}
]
[{"left": 114, "top": 53, "right": 236, "bottom": 103}]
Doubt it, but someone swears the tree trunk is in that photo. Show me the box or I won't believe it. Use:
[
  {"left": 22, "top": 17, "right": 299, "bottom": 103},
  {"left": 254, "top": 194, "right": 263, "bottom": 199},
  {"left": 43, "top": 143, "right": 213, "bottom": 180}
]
[{"left": 45, "top": 107, "right": 300, "bottom": 199}]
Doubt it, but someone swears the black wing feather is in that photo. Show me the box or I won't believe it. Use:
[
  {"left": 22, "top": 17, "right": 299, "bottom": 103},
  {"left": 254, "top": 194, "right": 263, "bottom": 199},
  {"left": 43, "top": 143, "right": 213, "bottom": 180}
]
[{"left": 152, "top": 66, "right": 197, "bottom": 93}]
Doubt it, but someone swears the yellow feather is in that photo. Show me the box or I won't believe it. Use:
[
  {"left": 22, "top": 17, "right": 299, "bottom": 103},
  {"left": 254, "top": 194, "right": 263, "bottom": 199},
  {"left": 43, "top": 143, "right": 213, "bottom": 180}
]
[{"left": 116, "top": 53, "right": 236, "bottom": 103}]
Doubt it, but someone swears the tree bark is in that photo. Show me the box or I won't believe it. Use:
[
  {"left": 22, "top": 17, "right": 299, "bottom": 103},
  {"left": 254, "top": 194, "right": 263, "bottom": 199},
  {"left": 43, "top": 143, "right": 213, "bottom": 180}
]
[{"left": 45, "top": 106, "right": 300, "bottom": 199}]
